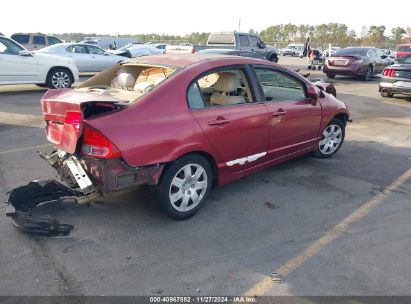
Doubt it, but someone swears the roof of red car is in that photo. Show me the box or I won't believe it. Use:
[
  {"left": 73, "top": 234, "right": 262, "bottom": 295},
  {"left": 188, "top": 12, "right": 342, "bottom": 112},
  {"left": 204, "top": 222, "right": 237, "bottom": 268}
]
[{"left": 123, "top": 54, "right": 266, "bottom": 69}]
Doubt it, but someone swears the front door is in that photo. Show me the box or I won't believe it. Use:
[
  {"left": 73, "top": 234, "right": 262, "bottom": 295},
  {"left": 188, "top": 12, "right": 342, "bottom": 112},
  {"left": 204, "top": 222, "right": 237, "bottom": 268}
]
[
  {"left": 66, "top": 44, "right": 92, "bottom": 72},
  {"left": 187, "top": 66, "right": 270, "bottom": 172},
  {"left": 0, "top": 37, "right": 38, "bottom": 83},
  {"left": 252, "top": 66, "right": 322, "bottom": 160}
]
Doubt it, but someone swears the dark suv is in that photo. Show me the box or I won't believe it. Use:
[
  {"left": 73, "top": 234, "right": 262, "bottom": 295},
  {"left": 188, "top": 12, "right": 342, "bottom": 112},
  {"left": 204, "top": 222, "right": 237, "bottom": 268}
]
[{"left": 323, "top": 47, "right": 390, "bottom": 80}]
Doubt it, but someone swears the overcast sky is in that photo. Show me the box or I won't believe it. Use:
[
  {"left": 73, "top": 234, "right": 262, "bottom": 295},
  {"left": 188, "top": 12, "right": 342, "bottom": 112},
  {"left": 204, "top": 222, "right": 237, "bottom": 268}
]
[{"left": 2, "top": 0, "right": 410, "bottom": 37}]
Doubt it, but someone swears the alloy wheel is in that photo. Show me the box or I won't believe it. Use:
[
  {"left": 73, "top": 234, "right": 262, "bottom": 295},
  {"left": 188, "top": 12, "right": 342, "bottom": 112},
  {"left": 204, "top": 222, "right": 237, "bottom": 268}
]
[
  {"left": 51, "top": 71, "right": 71, "bottom": 88},
  {"left": 319, "top": 124, "right": 343, "bottom": 155}
]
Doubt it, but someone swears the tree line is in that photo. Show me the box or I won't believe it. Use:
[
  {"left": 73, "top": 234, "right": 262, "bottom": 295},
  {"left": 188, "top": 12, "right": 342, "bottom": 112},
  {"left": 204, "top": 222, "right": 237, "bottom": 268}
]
[{"left": 56, "top": 23, "right": 410, "bottom": 48}]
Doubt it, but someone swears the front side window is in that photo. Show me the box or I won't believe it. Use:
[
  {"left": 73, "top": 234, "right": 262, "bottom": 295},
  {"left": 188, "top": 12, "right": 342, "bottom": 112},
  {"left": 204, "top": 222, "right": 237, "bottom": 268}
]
[
  {"left": 66, "top": 45, "right": 89, "bottom": 54},
  {"left": 88, "top": 45, "right": 105, "bottom": 55},
  {"left": 403, "top": 56, "right": 411, "bottom": 64},
  {"left": 254, "top": 68, "right": 306, "bottom": 102},
  {"left": 11, "top": 34, "right": 29, "bottom": 44},
  {"left": 250, "top": 36, "right": 260, "bottom": 47},
  {"left": 0, "top": 37, "right": 24, "bottom": 55},
  {"left": 188, "top": 68, "right": 253, "bottom": 109},
  {"left": 33, "top": 36, "right": 46, "bottom": 45},
  {"left": 238, "top": 35, "right": 250, "bottom": 47}
]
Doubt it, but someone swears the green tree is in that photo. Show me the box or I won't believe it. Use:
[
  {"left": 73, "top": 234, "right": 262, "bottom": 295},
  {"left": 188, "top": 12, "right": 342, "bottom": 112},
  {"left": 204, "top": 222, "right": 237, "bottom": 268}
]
[{"left": 391, "top": 27, "right": 406, "bottom": 44}]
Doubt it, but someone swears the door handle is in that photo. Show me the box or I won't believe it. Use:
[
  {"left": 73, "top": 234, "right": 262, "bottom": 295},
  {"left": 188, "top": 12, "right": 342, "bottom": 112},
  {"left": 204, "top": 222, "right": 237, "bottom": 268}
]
[
  {"left": 208, "top": 117, "right": 230, "bottom": 126},
  {"left": 271, "top": 110, "right": 287, "bottom": 117}
]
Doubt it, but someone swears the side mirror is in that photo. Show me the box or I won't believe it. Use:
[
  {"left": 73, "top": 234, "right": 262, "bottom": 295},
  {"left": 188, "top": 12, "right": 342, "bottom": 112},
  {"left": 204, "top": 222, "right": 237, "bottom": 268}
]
[
  {"left": 381, "top": 55, "right": 387, "bottom": 59},
  {"left": 307, "top": 86, "right": 319, "bottom": 104},
  {"left": 257, "top": 41, "right": 265, "bottom": 49},
  {"left": 19, "top": 50, "right": 32, "bottom": 57},
  {"left": 104, "top": 51, "right": 110, "bottom": 56}
]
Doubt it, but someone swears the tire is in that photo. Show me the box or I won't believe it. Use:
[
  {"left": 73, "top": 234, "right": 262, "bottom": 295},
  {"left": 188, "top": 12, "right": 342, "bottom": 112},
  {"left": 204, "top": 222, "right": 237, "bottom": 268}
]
[
  {"left": 363, "top": 66, "right": 372, "bottom": 81},
  {"left": 313, "top": 118, "right": 345, "bottom": 158},
  {"left": 156, "top": 154, "right": 213, "bottom": 220},
  {"left": 268, "top": 53, "right": 279, "bottom": 63},
  {"left": 380, "top": 91, "right": 394, "bottom": 98},
  {"left": 327, "top": 73, "right": 336, "bottom": 79},
  {"left": 46, "top": 68, "right": 73, "bottom": 89}
]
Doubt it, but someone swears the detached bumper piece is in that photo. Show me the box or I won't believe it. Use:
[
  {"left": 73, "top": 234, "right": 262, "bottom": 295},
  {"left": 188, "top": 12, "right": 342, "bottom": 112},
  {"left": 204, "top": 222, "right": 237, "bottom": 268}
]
[{"left": 5, "top": 180, "right": 85, "bottom": 237}]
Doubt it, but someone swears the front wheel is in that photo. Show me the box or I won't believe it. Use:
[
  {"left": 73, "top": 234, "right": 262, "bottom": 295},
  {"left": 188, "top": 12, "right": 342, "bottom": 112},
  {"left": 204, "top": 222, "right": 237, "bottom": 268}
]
[
  {"left": 46, "top": 68, "right": 73, "bottom": 89},
  {"left": 326, "top": 73, "right": 336, "bottom": 79},
  {"left": 313, "top": 119, "right": 345, "bottom": 158},
  {"left": 380, "top": 91, "right": 394, "bottom": 98},
  {"left": 156, "top": 154, "right": 212, "bottom": 220}
]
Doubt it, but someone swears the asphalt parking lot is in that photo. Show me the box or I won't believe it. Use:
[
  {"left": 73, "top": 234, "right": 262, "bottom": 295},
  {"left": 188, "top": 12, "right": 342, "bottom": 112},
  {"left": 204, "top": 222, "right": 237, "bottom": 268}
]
[{"left": 0, "top": 57, "right": 411, "bottom": 296}]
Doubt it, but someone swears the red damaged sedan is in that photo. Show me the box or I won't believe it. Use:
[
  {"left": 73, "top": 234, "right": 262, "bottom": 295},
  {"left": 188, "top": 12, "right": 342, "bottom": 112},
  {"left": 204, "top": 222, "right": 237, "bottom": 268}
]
[{"left": 38, "top": 54, "right": 349, "bottom": 220}]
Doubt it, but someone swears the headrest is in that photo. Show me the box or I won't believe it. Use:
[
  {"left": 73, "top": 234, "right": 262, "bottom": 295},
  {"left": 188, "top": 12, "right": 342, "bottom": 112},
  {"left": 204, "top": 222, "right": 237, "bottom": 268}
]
[
  {"left": 214, "top": 72, "right": 240, "bottom": 92},
  {"left": 134, "top": 81, "right": 154, "bottom": 92},
  {"left": 117, "top": 73, "right": 135, "bottom": 89}
]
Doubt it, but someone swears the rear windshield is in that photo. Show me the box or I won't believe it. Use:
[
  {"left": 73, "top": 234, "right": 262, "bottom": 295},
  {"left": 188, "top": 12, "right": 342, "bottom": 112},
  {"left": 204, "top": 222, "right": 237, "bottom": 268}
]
[
  {"left": 335, "top": 48, "right": 369, "bottom": 56},
  {"left": 11, "top": 34, "right": 30, "bottom": 44},
  {"left": 77, "top": 63, "right": 178, "bottom": 102},
  {"left": 208, "top": 34, "right": 235, "bottom": 45},
  {"left": 396, "top": 45, "right": 411, "bottom": 52}
]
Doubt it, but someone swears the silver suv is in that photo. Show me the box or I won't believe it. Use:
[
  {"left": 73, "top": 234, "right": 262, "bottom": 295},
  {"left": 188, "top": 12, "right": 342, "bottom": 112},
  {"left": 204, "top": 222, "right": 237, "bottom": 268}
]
[{"left": 10, "top": 33, "right": 63, "bottom": 51}]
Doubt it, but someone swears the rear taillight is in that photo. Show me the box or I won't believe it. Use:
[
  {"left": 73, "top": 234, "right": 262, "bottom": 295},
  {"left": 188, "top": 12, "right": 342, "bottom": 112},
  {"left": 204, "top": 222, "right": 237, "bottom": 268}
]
[
  {"left": 383, "top": 69, "right": 395, "bottom": 77},
  {"left": 64, "top": 112, "right": 82, "bottom": 136},
  {"left": 81, "top": 125, "right": 121, "bottom": 158},
  {"left": 191, "top": 48, "right": 196, "bottom": 54}
]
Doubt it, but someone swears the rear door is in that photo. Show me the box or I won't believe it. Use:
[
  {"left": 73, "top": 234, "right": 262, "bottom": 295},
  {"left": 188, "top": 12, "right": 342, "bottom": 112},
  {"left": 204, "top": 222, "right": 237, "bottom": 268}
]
[
  {"left": 188, "top": 65, "right": 270, "bottom": 172},
  {"left": 252, "top": 66, "right": 322, "bottom": 160}
]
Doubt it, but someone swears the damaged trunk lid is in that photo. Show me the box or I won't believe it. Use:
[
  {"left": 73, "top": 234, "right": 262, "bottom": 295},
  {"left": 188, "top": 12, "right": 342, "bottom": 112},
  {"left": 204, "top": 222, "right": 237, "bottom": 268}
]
[{"left": 41, "top": 89, "right": 126, "bottom": 154}]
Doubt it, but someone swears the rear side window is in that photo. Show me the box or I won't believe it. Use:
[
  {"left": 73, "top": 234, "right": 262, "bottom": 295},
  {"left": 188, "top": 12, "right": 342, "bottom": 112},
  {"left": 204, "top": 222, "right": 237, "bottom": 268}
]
[
  {"left": 66, "top": 45, "right": 89, "bottom": 54},
  {"left": 403, "top": 57, "right": 411, "bottom": 64},
  {"left": 396, "top": 45, "right": 411, "bottom": 52},
  {"left": 33, "top": 36, "right": 46, "bottom": 45},
  {"left": 47, "top": 36, "right": 62, "bottom": 45},
  {"left": 254, "top": 68, "right": 306, "bottom": 102},
  {"left": 189, "top": 68, "right": 254, "bottom": 108},
  {"left": 238, "top": 35, "right": 250, "bottom": 47},
  {"left": 187, "top": 83, "right": 204, "bottom": 109},
  {"left": 11, "top": 34, "right": 29, "bottom": 44}
]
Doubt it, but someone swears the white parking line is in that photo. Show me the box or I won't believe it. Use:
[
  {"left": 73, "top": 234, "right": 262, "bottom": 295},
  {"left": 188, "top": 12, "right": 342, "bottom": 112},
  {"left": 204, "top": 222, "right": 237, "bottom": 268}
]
[
  {"left": 244, "top": 167, "right": 411, "bottom": 296},
  {"left": 0, "top": 144, "right": 51, "bottom": 155},
  {"left": 0, "top": 111, "right": 43, "bottom": 128}
]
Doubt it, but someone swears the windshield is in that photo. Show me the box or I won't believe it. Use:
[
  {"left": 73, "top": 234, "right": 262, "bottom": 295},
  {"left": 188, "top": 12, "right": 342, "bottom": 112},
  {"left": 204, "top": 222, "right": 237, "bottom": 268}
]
[
  {"left": 335, "top": 48, "right": 369, "bottom": 56},
  {"left": 76, "top": 63, "right": 178, "bottom": 102},
  {"left": 286, "top": 45, "right": 297, "bottom": 49}
]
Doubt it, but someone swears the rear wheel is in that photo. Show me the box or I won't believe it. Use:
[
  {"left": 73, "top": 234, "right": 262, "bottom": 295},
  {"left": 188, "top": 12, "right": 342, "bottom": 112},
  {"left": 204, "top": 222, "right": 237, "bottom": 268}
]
[
  {"left": 380, "top": 91, "right": 394, "bottom": 98},
  {"left": 363, "top": 66, "right": 372, "bottom": 81},
  {"left": 313, "top": 119, "right": 345, "bottom": 158},
  {"left": 46, "top": 68, "right": 73, "bottom": 89},
  {"left": 156, "top": 154, "right": 212, "bottom": 220}
]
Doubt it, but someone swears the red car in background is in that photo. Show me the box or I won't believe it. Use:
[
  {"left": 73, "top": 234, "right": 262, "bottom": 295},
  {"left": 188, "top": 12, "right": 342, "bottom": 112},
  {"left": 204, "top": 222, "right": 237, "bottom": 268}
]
[
  {"left": 38, "top": 54, "right": 350, "bottom": 220},
  {"left": 395, "top": 44, "right": 411, "bottom": 61}
]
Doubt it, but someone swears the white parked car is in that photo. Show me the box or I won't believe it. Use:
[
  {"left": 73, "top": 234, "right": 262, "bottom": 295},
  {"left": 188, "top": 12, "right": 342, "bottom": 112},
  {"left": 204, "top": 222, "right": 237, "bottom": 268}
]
[
  {"left": 37, "top": 43, "right": 125, "bottom": 72},
  {"left": 323, "top": 47, "right": 341, "bottom": 57},
  {"left": 0, "top": 36, "right": 79, "bottom": 89},
  {"left": 280, "top": 44, "right": 305, "bottom": 57},
  {"left": 110, "top": 44, "right": 164, "bottom": 58}
]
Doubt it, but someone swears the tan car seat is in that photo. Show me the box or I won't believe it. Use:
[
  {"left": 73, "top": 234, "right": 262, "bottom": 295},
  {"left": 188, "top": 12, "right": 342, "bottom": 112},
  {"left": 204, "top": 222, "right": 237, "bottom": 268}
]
[{"left": 210, "top": 72, "right": 245, "bottom": 106}]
